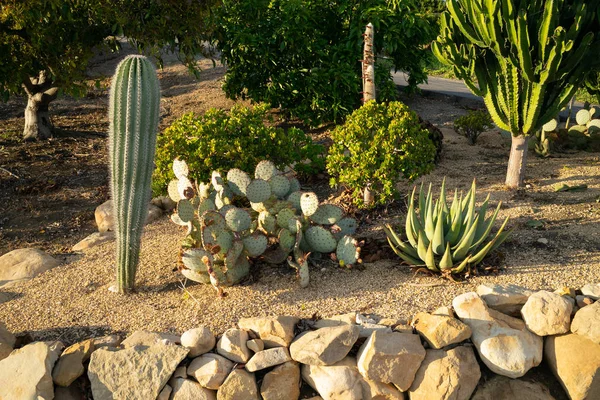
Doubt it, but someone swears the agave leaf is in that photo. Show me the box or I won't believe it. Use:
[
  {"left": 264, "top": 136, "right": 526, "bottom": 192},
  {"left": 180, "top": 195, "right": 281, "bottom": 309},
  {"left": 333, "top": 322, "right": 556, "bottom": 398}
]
[
  {"left": 425, "top": 241, "right": 439, "bottom": 271},
  {"left": 425, "top": 196, "right": 435, "bottom": 241},
  {"left": 384, "top": 224, "right": 420, "bottom": 259},
  {"left": 439, "top": 243, "right": 453, "bottom": 270},
  {"left": 432, "top": 207, "right": 446, "bottom": 255},
  {"left": 417, "top": 232, "right": 428, "bottom": 261},
  {"left": 405, "top": 203, "right": 418, "bottom": 248},
  {"left": 452, "top": 215, "right": 480, "bottom": 260},
  {"left": 461, "top": 179, "right": 476, "bottom": 211},
  {"left": 468, "top": 217, "right": 511, "bottom": 264},
  {"left": 418, "top": 183, "right": 426, "bottom": 225},
  {"left": 451, "top": 255, "right": 471, "bottom": 274},
  {"left": 489, "top": 225, "right": 513, "bottom": 252},
  {"left": 440, "top": 178, "right": 450, "bottom": 215},
  {"left": 387, "top": 237, "right": 424, "bottom": 265},
  {"left": 445, "top": 210, "right": 463, "bottom": 246},
  {"left": 471, "top": 202, "right": 502, "bottom": 250}
]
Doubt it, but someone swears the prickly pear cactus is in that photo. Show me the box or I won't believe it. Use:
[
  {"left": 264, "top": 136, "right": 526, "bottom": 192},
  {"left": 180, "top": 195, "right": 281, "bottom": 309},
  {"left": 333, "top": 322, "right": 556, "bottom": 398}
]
[{"left": 168, "top": 159, "right": 362, "bottom": 295}]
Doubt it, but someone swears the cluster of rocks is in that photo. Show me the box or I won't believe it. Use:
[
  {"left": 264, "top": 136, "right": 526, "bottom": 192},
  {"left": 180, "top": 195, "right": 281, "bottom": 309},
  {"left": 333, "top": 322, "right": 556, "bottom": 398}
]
[{"left": 0, "top": 282, "right": 599, "bottom": 399}]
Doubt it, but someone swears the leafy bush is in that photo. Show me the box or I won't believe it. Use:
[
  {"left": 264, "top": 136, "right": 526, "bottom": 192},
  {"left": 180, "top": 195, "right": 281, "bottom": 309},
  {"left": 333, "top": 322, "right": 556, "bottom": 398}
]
[
  {"left": 215, "top": 0, "right": 438, "bottom": 125},
  {"left": 152, "top": 104, "right": 324, "bottom": 195},
  {"left": 453, "top": 110, "right": 493, "bottom": 145},
  {"left": 327, "top": 101, "right": 437, "bottom": 208}
]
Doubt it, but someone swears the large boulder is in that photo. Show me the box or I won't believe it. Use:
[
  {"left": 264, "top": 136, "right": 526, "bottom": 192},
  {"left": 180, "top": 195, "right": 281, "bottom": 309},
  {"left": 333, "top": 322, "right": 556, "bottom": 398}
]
[
  {"left": 0, "top": 321, "right": 16, "bottom": 361},
  {"left": 520, "top": 291, "right": 572, "bottom": 336},
  {"left": 471, "top": 375, "right": 555, "bottom": 400},
  {"left": 187, "top": 353, "right": 234, "bottom": 390},
  {"left": 87, "top": 343, "right": 189, "bottom": 400},
  {"left": 216, "top": 328, "right": 252, "bottom": 363},
  {"left": 412, "top": 312, "right": 471, "bottom": 349},
  {"left": 476, "top": 283, "right": 533, "bottom": 315},
  {"left": 0, "top": 248, "right": 60, "bottom": 288},
  {"left": 181, "top": 326, "right": 216, "bottom": 357},
  {"left": 95, "top": 200, "right": 162, "bottom": 232},
  {"left": 238, "top": 316, "right": 299, "bottom": 348},
  {"left": 302, "top": 357, "right": 364, "bottom": 400},
  {"left": 408, "top": 346, "right": 480, "bottom": 400},
  {"left": 356, "top": 331, "right": 425, "bottom": 391},
  {"left": 290, "top": 325, "right": 359, "bottom": 366},
  {"left": 545, "top": 333, "right": 600, "bottom": 400},
  {"left": 71, "top": 231, "right": 115, "bottom": 252},
  {"left": 52, "top": 338, "right": 95, "bottom": 387},
  {"left": 452, "top": 292, "right": 542, "bottom": 378},
  {"left": 0, "top": 341, "right": 64, "bottom": 400},
  {"left": 571, "top": 301, "right": 600, "bottom": 344},
  {"left": 260, "top": 361, "right": 301, "bottom": 400},
  {"left": 217, "top": 369, "right": 259, "bottom": 400}
]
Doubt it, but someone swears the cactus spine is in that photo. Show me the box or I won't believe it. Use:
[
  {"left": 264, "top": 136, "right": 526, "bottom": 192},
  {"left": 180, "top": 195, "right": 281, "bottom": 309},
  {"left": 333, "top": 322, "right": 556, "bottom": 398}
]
[
  {"left": 109, "top": 55, "right": 161, "bottom": 293},
  {"left": 362, "top": 22, "right": 376, "bottom": 103},
  {"left": 432, "top": 0, "right": 600, "bottom": 188}
]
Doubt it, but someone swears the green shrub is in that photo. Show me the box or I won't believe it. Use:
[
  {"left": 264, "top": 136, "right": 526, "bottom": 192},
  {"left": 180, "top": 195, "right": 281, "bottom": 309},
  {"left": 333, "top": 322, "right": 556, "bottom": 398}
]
[
  {"left": 327, "top": 101, "right": 437, "bottom": 208},
  {"left": 152, "top": 104, "right": 325, "bottom": 195},
  {"left": 453, "top": 110, "right": 494, "bottom": 145}
]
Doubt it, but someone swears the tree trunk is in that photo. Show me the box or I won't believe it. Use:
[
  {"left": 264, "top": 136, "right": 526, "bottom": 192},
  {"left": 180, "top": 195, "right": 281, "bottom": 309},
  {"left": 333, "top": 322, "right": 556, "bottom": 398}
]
[
  {"left": 505, "top": 134, "right": 530, "bottom": 188},
  {"left": 362, "top": 22, "right": 375, "bottom": 103},
  {"left": 21, "top": 71, "right": 59, "bottom": 141}
]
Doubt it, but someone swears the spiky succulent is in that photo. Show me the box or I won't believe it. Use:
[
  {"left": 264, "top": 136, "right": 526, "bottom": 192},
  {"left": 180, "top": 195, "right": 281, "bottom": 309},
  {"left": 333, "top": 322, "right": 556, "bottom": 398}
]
[
  {"left": 383, "top": 179, "right": 511, "bottom": 278},
  {"left": 169, "top": 159, "right": 361, "bottom": 295}
]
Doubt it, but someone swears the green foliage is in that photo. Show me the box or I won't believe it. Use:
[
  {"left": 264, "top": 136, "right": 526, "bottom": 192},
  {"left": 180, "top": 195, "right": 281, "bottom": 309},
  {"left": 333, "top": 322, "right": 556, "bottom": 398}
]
[
  {"left": 384, "top": 179, "right": 511, "bottom": 279},
  {"left": 327, "top": 101, "right": 437, "bottom": 208},
  {"left": 215, "top": 0, "right": 438, "bottom": 125},
  {"left": 584, "top": 70, "right": 600, "bottom": 106},
  {"left": 432, "top": 0, "right": 600, "bottom": 137},
  {"left": 454, "top": 110, "right": 493, "bottom": 145},
  {"left": 170, "top": 159, "right": 360, "bottom": 293},
  {"left": 153, "top": 104, "right": 325, "bottom": 196}
]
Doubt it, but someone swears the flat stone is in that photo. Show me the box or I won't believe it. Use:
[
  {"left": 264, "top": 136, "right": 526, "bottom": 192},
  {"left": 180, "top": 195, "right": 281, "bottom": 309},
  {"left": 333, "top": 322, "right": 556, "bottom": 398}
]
[
  {"left": 581, "top": 283, "right": 600, "bottom": 300},
  {"left": 95, "top": 200, "right": 163, "bottom": 232},
  {"left": 181, "top": 326, "right": 216, "bottom": 357},
  {"left": 216, "top": 328, "right": 252, "bottom": 363},
  {"left": 302, "top": 357, "right": 364, "bottom": 400},
  {"left": 260, "top": 361, "right": 301, "bottom": 400},
  {"left": 188, "top": 353, "right": 234, "bottom": 390},
  {"left": 171, "top": 378, "right": 216, "bottom": 400},
  {"left": 356, "top": 331, "right": 425, "bottom": 391},
  {"left": 545, "top": 333, "right": 600, "bottom": 400},
  {"left": 313, "top": 313, "right": 357, "bottom": 329},
  {"left": 0, "top": 341, "right": 64, "bottom": 400},
  {"left": 0, "top": 248, "right": 60, "bottom": 288},
  {"left": 571, "top": 301, "right": 600, "bottom": 344},
  {"left": 576, "top": 295, "right": 595, "bottom": 308},
  {"left": 476, "top": 283, "right": 533, "bottom": 315},
  {"left": 413, "top": 312, "right": 472, "bottom": 349},
  {"left": 0, "top": 321, "right": 16, "bottom": 361},
  {"left": 409, "top": 346, "right": 480, "bottom": 400},
  {"left": 290, "top": 325, "right": 360, "bottom": 366},
  {"left": 87, "top": 343, "right": 189, "bottom": 400},
  {"left": 246, "top": 339, "right": 264, "bottom": 353},
  {"left": 238, "top": 316, "right": 299, "bottom": 348},
  {"left": 246, "top": 347, "right": 291, "bottom": 372},
  {"left": 120, "top": 330, "right": 180, "bottom": 348},
  {"left": 52, "top": 338, "right": 95, "bottom": 387},
  {"left": 453, "top": 292, "right": 542, "bottom": 378},
  {"left": 521, "top": 290, "right": 572, "bottom": 336},
  {"left": 471, "top": 375, "right": 555, "bottom": 400},
  {"left": 217, "top": 368, "right": 259, "bottom": 400},
  {"left": 157, "top": 384, "right": 172, "bottom": 400},
  {"left": 72, "top": 231, "right": 115, "bottom": 252}
]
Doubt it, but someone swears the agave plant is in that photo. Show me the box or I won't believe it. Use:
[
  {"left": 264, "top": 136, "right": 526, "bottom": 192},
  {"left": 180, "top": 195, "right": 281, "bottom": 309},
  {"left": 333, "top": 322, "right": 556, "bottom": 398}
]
[{"left": 383, "top": 179, "right": 511, "bottom": 278}]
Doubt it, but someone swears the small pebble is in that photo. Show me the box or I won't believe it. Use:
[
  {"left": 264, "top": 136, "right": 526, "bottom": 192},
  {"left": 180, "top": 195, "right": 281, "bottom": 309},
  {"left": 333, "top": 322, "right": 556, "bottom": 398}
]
[{"left": 538, "top": 238, "right": 549, "bottom": 245}]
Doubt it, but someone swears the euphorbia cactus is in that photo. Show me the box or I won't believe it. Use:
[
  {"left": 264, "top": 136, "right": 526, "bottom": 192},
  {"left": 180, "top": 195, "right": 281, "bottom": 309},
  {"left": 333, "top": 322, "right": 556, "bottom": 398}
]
[{"left": 109, "top": 55, "right": 161, "bottom": 292}]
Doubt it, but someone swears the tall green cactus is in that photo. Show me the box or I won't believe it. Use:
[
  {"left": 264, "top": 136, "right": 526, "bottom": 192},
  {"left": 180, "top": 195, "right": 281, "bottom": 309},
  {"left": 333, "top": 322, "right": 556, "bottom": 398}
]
[
  {"left": 109, "top": 55, "right": 161, "bottom": 293},
  {"left": 432, "top": 0, "right": 600, "bottom": 188}
]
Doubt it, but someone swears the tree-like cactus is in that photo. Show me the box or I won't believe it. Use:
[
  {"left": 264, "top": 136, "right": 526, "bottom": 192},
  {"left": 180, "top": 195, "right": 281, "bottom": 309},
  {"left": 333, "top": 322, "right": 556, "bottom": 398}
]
[
  {"left": 109, "top": 55, "right": 161, "bottom": 293},
  {"left": 432, "top": 0, "right": 600, "bottom": 188}
]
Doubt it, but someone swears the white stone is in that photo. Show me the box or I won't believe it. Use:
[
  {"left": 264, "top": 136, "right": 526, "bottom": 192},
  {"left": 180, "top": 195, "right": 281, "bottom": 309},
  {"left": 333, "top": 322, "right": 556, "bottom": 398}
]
[
  {"left": 246, "top": 339, "right": 264, "bottom": 353},
  {"left": 571, "top": 301, "right": 600, "bottom": 344},
  {"left": 581, "top": 283, "right": 600, "bottom": 300},
  {"left": 0, "top": 248, "right": 60, "bottom": 288},
  {"left": 238, "top": 316, "right": 299, "bottom": 348},
  {"left": 0, "top": 321, "right": 16, "bottom": 361},
  {"left": 95, "top": 200, "right": 162, "bottom": 232},
  {"left": 412, "top": 312, "right": 471, "bottom": 349},
  {"left": 188, "top": 353, "right": 234, "bottom": 390},
  {"left": 0, "top": 341, "right": 64, "bottom": 400},
  {"left": 216, "top": 328, "right": 252, "bottom": 363},
  {"left": 181, "top": 326, "right": 216, "bottom": 357},
  {"left": 290, "top": 325, "right": 359, "bottom": 366},
  {"left": 302, "top": 357, "right": 364, "bottom": 400},
  {"left": 171, "top": 378, "right": 216, "bottom": 400},
  {"left": 71, "top": 231, "right": 115, "bottom": 251},
  {"left": 452, "top": 292, "right": 542, "bottom": 378},
  {"left": 432, "top": 306, "right": 454, "bottom": 317},
  {"left": 358, "top": 323, "right": 392, "bottom": 338},
  {"left": 217, "top": 368, "right": 259, "bottom": 400},
  {"left": 245, "top": 347, "right": 292, "bottom": 372},
  {"left": 476, "top": 283, "right": 533, "bottom": 315},
  {"left": 52, "top": 338, "right": 95, "bottom": 387},
  {"left": 260, "top": 361, "right": 301, "bottom": 400},
  {"left": 520, "top": 290, "right": 573, "bottom": 336}
]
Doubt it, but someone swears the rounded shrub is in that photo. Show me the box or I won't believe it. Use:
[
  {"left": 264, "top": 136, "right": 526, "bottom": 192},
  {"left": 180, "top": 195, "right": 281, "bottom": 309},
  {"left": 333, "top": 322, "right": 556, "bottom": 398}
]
[
  {"left": 327, "top": 101, "right": 437, "bottom": 208},
  {"left": 153, "top": 103, "right": 324, "bottom": 195}
]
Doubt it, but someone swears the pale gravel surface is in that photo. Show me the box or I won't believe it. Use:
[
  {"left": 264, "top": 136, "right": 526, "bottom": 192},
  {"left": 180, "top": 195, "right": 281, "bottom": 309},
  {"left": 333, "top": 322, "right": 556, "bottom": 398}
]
[{"left": 0, "top": 63, "right": 599, "bottom": 345}]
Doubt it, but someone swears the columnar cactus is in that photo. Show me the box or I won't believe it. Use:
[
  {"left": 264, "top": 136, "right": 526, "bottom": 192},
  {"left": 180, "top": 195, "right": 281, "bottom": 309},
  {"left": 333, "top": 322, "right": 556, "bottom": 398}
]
[{"left": 109, "top": 55, "right": 161, "bottom": 293}]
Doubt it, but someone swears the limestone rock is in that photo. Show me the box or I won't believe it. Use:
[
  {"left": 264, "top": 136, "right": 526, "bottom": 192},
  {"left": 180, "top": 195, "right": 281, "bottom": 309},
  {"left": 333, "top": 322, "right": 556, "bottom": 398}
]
[
  {"left": 95, "top": 200, "right": 162, "bottom": 232},
  {"left": 313, "top": 313, "right": 356, "bottom": 329},
  {"left": 571, "top": 301, "right": 600, "bottom": 344},
  {"left": 433, "top": 306, "right": 454, "bottom": 317},
  {"left": 302, "top": 357, "right": 364, "bottom": 400},
  {"left": 87, "top": 343, "right": 189, "bottom": 400},
  {"left": 171, "top": 378, "right": 216, "bottom": 400},
  {"left": 452, "top": 292, "right": 542, "bottom": 378},
  {"left": 217, "top": 369, "right": 259, "bottom": 400},
  {"left": 181, "top": 326, "right": 216, "bottom": 357},
  {"left": 52, "top": 338, "right": 95, "bottom": 387},
  {"left": 246, "top": 339, "right": 264, "bottom": 353},
  {"left": 521, "top": 290, "right": 572, "bottom": 336},
  {"left": 476, "top": 283, "right": 533, "bottom": 315},
  {"left": 120, "top": 330, "right": 180, "bottom": 348},
  {"left": 409, "top": 346, "right": 480, "bottom": 400},
  {"left": 290, "top": 325, "right": 359, "bottom": 366},
  {"left": 260, "top": 361, "right": 300, "bottom": 400},
  {"left": 92, "top": 334, "right": 123, "bottom": 349},
  {"left": 0, "top": 341, "right": 64, "bottom": 400},
  {"left": 216, "top": 328, "right": 252, "bottom": 363},
  {"left": 157, "top": 384, "right": 172, "bottom": 400},
  {"left": 545, "top": 333, "right": 600, "bottom": 400},
  {"left": 356, "top": 331, "right": 425, "bottom": 391},
  {"left": 246, "top": 347, "right": 292, "bottom": 372},
  {"left": 0, "top": 321, "right": 16, "bottom": 361},
  {"left": 581, "top": 283, "right": 600, "bottom": 300},
  {"left": 361, "top": 378, "right": 405, "bottom": 399},
  {"left": 187, "top": 353, "right": 234, "bottom": 390},
  {"left": 412, "top": 312, "right": 471, "bottom": 349},
  {"left": 238, "top": 316, "right": 299, "bottom": 348},
  {"left": 0, "top": 248, "right": 60, "bottom": 288},
  {"left": 358, "top": 323, "right": 392, "bottom": 338},
  {"left": 72, "top": 231, "right": 115, "bottom": 252},
  {"left": 471, "top": 375, "right": 555, "bottom": 400}
]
